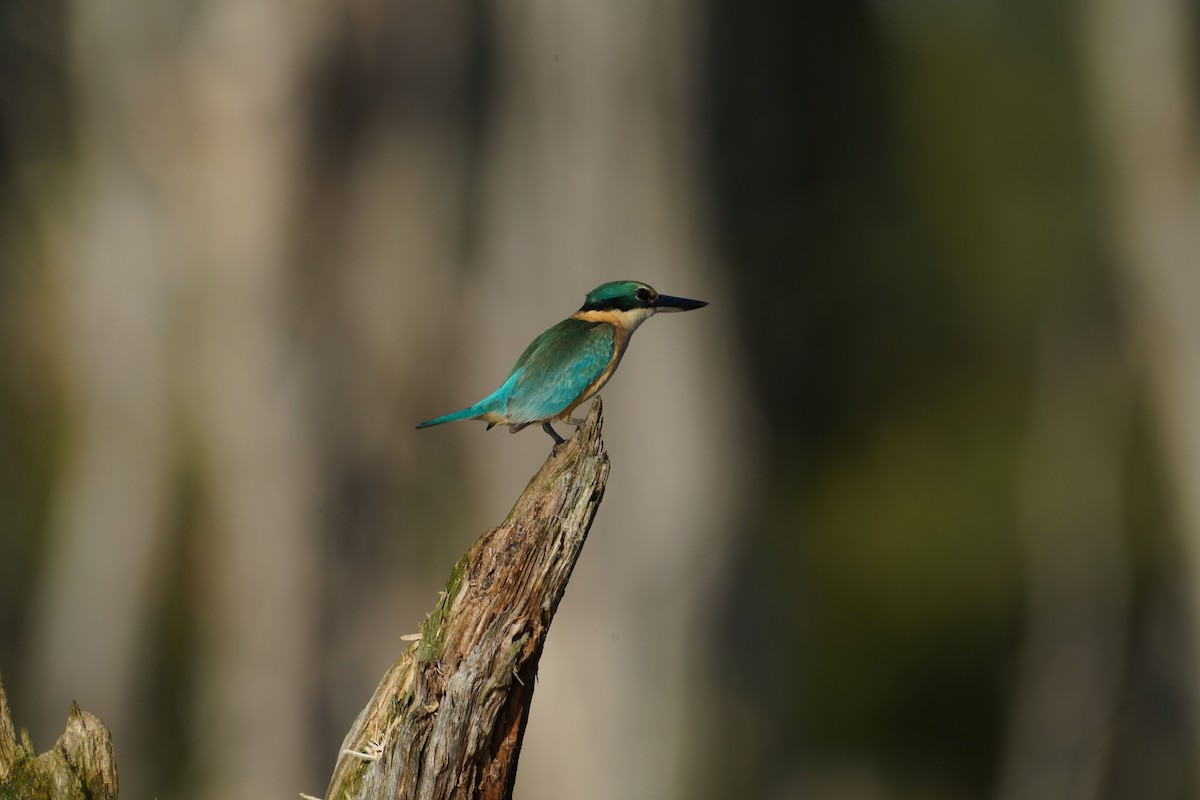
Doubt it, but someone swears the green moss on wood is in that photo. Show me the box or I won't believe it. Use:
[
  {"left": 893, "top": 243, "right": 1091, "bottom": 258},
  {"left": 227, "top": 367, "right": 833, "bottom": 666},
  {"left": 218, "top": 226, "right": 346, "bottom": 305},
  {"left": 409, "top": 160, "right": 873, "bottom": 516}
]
[{"left": 418, "top": 550, "right": 472, "bottom": 663}]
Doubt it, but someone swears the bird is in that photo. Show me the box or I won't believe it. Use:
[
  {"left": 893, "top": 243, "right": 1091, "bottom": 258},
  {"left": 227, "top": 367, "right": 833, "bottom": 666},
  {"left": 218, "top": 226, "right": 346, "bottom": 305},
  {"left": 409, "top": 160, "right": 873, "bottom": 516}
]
[{"left": 416, "top": 280, "right": 708, "bottom": 445}]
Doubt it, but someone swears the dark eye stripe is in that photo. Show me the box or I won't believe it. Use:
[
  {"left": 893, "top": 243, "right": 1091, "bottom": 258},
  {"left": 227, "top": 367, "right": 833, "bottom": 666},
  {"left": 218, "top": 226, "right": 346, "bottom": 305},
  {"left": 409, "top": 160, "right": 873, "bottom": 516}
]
[{"left": 580, "top": 296, "right": 640, "bottom": 312}]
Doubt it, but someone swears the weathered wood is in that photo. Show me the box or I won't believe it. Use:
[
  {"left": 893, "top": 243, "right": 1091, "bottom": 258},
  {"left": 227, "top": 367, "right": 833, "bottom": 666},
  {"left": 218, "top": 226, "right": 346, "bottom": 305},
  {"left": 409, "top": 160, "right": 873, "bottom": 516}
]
[
  {"left": 324, "top": 399, "right": 610, "bottom": 800},
  {"left": 0, "top": 675, "right": 119, "bottom": 800}
]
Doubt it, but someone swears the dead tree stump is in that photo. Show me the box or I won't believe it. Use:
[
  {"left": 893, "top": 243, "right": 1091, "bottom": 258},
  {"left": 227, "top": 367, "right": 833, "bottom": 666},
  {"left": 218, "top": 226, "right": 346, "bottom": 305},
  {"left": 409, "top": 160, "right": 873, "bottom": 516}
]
[
  {"left": 323, "top": 398, "right": 611, "bottom": 800},
  {"left": 0, "top": 675, "right": 119, "bottom": 800}
]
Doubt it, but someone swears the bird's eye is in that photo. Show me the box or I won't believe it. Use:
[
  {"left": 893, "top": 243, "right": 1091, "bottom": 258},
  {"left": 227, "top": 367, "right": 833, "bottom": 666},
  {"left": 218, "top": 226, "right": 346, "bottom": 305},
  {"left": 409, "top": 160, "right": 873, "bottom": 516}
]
[{"left": 636, "top": 288, "right": 651, "bottom": 302}]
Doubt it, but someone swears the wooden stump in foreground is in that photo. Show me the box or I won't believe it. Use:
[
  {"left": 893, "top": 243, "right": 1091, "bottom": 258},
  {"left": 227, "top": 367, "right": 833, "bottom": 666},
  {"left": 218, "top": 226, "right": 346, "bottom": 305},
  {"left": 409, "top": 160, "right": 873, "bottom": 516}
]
[
  {"left": 0, "top": 675, "right": 119, "bottom": 800},
  {"left": 322, "top": 398, "right": 610, "bottom": 800}
]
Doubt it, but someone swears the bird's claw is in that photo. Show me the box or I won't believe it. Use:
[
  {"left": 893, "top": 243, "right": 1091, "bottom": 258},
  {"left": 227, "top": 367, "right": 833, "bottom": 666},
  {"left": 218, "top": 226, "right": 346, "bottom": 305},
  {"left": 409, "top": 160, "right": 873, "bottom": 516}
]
[{"left": 541, "top": 421, "right": 565, "bottom": 445}]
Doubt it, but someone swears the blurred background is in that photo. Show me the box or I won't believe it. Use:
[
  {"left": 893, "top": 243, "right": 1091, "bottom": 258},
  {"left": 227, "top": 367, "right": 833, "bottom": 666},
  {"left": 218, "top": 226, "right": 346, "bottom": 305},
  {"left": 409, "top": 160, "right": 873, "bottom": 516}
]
[{"left": 1, "top": 1, "right": 1197, "bottom": 798}]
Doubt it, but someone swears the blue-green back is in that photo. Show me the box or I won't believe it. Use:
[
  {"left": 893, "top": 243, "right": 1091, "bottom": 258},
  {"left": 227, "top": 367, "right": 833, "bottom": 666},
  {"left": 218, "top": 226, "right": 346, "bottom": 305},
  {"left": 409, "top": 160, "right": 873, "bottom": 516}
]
[{"left": 503, "top": 318, "right": 616, "bottom": 424}]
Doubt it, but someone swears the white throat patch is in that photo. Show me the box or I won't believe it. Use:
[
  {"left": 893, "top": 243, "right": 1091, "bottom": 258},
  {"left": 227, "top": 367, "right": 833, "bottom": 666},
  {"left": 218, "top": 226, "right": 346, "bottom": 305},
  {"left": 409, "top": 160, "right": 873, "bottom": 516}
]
[{"left": 618, "top": 305, "right": 658, "bottom": 333}]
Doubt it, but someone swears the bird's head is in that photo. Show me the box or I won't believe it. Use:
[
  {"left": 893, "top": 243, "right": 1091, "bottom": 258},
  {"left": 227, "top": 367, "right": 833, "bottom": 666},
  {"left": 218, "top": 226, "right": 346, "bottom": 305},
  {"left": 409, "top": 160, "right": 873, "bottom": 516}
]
[{"left": 580, "top": 280, "right": 708, "bottom": 317}]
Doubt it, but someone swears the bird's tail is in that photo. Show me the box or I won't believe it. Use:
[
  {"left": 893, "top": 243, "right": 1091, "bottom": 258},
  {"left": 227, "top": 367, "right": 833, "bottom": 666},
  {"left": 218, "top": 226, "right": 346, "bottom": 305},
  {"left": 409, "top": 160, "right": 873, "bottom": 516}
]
[
  {"left": 415, "top": 403, "right": 488, "bottom": 429},
  {"left": 415, "top": 375, "right": 515, "bottom": 429}
]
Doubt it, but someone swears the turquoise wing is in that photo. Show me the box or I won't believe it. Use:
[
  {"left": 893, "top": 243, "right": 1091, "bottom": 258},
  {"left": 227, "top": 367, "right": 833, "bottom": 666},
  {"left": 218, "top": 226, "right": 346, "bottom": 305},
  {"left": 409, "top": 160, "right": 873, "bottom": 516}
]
[{"left": 503, "top": 319, "right": 616, "bottom": 425}]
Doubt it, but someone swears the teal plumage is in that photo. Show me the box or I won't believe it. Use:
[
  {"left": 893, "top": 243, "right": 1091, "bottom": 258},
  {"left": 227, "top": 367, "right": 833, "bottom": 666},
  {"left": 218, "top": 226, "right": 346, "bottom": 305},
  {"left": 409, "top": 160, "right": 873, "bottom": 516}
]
[
  {"left": 503, "top": 319, "right": 616, "bottom": 426},
  {"left": 417, "top": 280, "right": 706, "bottom": 444}
]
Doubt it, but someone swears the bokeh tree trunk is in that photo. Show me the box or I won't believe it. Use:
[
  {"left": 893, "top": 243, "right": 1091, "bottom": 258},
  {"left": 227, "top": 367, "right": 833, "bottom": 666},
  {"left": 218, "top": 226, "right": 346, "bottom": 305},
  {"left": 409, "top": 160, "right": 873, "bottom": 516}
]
[
  {"left": 1084, "top": 0, "right": 1200, "bottom": 769},
  {"left": 177, "top": 5, "right": 330, "bottom": 798},
  {"left": 25, "top": 2, "right": 333, "bottom": 797},
  {"left": 996, "top": 318, "right": 1129, "bottom": 800}
]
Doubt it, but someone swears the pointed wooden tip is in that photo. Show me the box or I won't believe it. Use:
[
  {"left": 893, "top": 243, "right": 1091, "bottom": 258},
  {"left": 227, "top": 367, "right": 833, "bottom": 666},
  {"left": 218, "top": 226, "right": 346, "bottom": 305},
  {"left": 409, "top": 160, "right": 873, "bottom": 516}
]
[
  {"left": 555, "top": 396, "right": 604, "bottom": 453},
  {"left": 58, "top": 703, "right": 119, "bottom": 799},
  {"left": 326, "top": 397, "right": 610, "bottom": 800},
  {"left": 508, "top": 398, "right": 607, "bottom": 525}
]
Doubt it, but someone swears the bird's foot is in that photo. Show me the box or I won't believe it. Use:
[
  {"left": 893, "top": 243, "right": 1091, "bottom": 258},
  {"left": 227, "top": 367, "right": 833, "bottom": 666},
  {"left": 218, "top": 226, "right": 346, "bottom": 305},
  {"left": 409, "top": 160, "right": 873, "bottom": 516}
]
[{"left": 541, "top": 421, "right": 566, "bottom": 445}]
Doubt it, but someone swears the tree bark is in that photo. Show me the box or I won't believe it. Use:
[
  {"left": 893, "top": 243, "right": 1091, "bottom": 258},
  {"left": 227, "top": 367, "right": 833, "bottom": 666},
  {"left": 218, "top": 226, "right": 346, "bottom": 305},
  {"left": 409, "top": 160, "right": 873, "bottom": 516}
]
[
  {"left": 0, "top": 675, "right": 118, "bottom": 800},
  {"left": 323, "top": 399, "right": 610, "bottom": 800}
]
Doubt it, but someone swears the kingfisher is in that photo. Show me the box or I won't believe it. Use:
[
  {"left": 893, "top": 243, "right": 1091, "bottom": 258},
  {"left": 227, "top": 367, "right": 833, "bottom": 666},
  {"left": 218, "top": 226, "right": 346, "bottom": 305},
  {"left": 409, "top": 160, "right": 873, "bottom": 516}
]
[{"left": 416, "top": 280, "right": 707, "bottom": 444}]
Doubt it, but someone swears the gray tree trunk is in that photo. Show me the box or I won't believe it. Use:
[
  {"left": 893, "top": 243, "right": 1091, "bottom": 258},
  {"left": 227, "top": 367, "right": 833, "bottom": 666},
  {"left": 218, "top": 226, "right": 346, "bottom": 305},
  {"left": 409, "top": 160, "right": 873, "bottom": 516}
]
[
  {"left": 325, "top": 401, "right": 610, "bottom": 800},
  {"left": 24, "top": 3, "right": 331, "bottom": 796}
]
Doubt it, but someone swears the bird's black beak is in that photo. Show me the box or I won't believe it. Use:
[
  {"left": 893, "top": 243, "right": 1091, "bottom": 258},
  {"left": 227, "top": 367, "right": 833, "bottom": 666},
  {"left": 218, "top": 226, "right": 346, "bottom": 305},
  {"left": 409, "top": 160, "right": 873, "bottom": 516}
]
[{"left": 652, "top": 294, "right": 708, "bottom": 312}]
